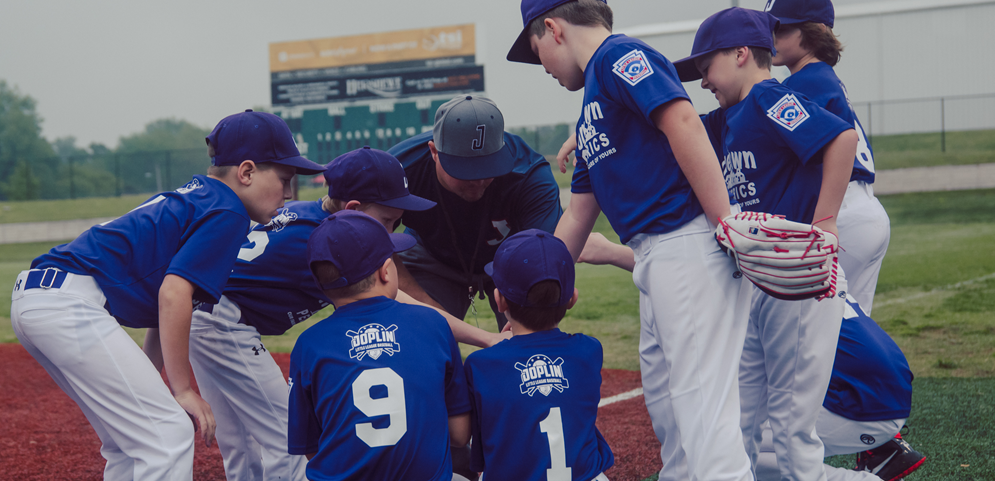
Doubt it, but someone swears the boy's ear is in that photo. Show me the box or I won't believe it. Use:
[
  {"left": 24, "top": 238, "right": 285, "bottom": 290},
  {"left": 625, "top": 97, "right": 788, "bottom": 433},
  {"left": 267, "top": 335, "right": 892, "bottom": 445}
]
[
  {"left": 735, "top": 47, "right": 751, "bottom": 67},
  {"left": 343, "top": 200, "right": 362, "bottom": 211},
  {"left": 544, "top": 18, "right": 563, "bottom": 43},
  {"left": 493, "top": 288, "right": 510, "bottom": 314},
  {"left": 236, "top": 160, "right": 257, "bottom": 186},
  {"left": 565, "top": 287, "right": 579, "bottom": 310},
  {"left": 378, "top": 257, "right": 394, "bottom": 284}
]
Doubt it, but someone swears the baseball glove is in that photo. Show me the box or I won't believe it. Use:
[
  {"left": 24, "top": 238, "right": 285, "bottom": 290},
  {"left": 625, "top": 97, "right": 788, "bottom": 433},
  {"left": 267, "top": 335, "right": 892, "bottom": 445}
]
[{"left": 715, "top": 212, "right": 840, "bottom": 301}]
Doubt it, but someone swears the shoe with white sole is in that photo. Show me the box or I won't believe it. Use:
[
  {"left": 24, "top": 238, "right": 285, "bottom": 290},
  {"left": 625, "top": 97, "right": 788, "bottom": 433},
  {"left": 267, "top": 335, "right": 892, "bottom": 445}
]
[{"left": 855, "top": 436, "right": 926, "bottom": 481}]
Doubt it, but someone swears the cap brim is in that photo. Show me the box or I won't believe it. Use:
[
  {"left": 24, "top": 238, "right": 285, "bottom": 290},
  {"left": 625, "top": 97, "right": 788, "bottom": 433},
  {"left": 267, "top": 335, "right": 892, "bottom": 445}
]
[
  {"left": 507, "top": 28, "right": 542, "bottom": 65},
  {"left": 389, "top": 232, "right": 418, "bottom": 253},
  {"left": 377, "top": 194, "right": 437, "bottom": 212},
  {"left": 437, "top": 144, "right": 516, "bottom": 181},
  {"left": 673, "top": 51, "right": 711, "bottom": 82},
  {"left": 771, "top": 16, "right": 806, "bottom": 25},
  {"left": 272, "top": 155, "right": 327, "bottom": 175},
  {"left": 483, "top": 261, "right": 495, "bottom": 277}
]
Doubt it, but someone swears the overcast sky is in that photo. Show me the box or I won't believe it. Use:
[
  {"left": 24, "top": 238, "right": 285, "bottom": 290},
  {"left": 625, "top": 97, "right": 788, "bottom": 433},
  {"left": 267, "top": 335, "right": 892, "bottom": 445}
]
[{"left": 1, "top": 0, "right": 865, "bottom": 149}]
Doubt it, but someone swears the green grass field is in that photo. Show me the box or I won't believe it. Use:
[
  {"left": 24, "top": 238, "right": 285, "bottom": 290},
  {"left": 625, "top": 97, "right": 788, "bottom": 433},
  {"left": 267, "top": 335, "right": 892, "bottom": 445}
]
[{"left": 1, "top": 187, "right": 993, "bottom": 480}]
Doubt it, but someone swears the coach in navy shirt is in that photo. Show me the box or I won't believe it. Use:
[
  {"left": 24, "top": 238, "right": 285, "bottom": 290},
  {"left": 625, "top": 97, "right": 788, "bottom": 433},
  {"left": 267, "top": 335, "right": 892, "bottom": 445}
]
[{"left": 388, "top": 95, "right": 563, "bottom": 331}]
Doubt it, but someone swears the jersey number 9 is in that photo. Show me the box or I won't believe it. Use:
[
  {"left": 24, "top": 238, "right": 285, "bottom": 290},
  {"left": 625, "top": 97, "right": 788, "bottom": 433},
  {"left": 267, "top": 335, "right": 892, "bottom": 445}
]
[{"left": 352, "top": 367, "right": 407, "bottom": 447}]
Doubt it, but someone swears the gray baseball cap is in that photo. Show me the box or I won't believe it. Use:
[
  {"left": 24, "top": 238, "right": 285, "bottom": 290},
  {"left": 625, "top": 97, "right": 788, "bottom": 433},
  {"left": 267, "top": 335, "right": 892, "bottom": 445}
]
[{"left": 433, "top": 95, "right": 515, "bottom": 181}]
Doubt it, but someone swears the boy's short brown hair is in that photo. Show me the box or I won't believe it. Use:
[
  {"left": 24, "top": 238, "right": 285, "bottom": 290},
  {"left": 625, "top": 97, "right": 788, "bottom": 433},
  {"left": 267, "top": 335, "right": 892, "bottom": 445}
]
[
  {"left": 311, "top": 260, "right": 376, "bottom": 299},
  {"left": 718, "top": 46, "right": 772, "bottom": 71},
  {"left": 504, "top": 280, "right": 569, "bottom": 332},
  {"left": 787, "top": 22, "right": 843, "bottom": 67},
  {"left": 527, "top": 0, "right": 613, "bottom": 39}
]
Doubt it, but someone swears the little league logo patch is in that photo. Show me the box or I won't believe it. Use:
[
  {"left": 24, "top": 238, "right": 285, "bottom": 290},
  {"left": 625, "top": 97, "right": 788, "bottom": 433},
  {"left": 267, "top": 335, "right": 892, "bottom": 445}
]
[
  {"left": 347, "top": 324, "right": 400, "bottom": 361},
  {"left": 175, "top": 178, "right": 204, "bottom": 194},
  {"left": 766, "top": 94, "right": 810, "bottom": 131},
  {"left": 266, "top": 208, "right": 298, "bottom": 232},
  {"left": 612, "top": 49, "right": 655, "bottom": 86},
  {"left": 515, "top": 354, "right": 569, "bottom": 397}
]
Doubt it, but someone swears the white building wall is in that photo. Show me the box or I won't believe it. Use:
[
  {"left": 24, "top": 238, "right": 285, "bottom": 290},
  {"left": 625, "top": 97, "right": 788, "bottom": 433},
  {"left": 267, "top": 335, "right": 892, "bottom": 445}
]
[{"left": 624, "top": 0, "right": 995, "bottom": 135}]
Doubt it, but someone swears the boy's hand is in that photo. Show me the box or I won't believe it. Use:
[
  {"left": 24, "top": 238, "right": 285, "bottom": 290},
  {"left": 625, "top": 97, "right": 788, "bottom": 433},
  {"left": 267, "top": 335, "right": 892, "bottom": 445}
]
[
  {"left": 556, "top": 133, "right": 577, "bottom": 174},
  {"left": 174, "top": 390, "right": 216, "bottom": 447},
  {"left": 578, "top": 232, "right": 635, "bottom": 271}
]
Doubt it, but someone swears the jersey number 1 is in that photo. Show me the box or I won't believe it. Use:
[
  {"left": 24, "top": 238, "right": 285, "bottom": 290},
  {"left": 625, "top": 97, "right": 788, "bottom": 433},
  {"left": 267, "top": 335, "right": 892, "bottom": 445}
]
[
  {"left": 540, "top": 407, "right": 572, "bottom": 481},
  {"left": 353, "top": 368, "right": 407, "bottom": 447}
]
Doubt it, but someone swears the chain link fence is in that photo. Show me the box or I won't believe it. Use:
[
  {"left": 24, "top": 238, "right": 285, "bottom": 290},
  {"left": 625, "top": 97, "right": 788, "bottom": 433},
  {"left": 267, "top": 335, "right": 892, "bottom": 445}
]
[{"left": 855, "top": 93, "right": 995, "bottom": 152}]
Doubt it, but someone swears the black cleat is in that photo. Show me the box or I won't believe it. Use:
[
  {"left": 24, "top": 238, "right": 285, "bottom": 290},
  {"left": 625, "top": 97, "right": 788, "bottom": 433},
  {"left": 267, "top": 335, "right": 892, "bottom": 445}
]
[{"left": 855, "top": 436, "right": 926, "bottom": 481}]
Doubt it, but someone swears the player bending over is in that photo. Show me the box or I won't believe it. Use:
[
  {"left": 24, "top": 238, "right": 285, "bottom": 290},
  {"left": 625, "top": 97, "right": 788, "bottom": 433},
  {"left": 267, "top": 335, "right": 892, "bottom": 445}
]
[
  {"left": 674, "top": 8, "right": 857, "bottom": 480},
  {"left": 10, "top": 110, "right": 325, "bottom": 480},
  {"left": 289, "top": 210, "right": 471, "bottom": 480},
  {"left": 510, "top": 0, "right": 759, "bottom": 479},
  {"left": 465, "top": 229, "right": 614, "bottom": 480},
  {"left": 764, "top": 0, "right": 890, "bottom": 314}
]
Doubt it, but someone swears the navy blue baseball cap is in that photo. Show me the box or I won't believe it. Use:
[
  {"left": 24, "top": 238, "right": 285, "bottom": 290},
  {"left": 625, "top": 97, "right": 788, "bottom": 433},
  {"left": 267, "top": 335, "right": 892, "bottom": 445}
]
[
  {"left": 324, "top": 147, "right": 436, "bottom": 212},
  {"left": 507, "top": 0, "right": 608, "bottom": 64},
  {"left": 673, "top": 8, "right": 780, "bottom": 82},
  {"left": 765, "top": 0, "right": 835, "bottom": 27},
  {"left": 306, "top": 210, "right": 417, "bottom": 290},
  {"left": 433, "top": 96, "right": 515, "bottom": 181},
  {"left": 484, "top": 229, "right": 575, "bottom": 307},
  {"left": 206, "top": 109, "right": 325, "bottom": 175}
]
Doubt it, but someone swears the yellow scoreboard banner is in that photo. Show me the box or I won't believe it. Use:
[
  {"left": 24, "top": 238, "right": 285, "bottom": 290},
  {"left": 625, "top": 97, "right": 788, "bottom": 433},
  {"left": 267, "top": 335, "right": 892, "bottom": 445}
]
[{"left": 270, "top": 24, "right": 475, "bottom": 73}]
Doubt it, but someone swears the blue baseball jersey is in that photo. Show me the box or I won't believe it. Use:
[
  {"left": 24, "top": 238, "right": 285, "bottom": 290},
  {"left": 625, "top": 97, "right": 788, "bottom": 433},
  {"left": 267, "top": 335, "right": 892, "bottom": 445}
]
[
  {"left": 288, "top": 296, "right": 471, "bottom": 481},
  {"left": 465, "top": 329, "right": 614, "bottom": 480},
  {"left": 700, "top": 79, "right": 853, "bottom": 223},
  {"left": 783, "top": 62, "right": 875, "bottom": 183},
  {"left": 572, "top": 34, "right": 702, "bottom": 244},
  {"left": 223, "top": 200, "right": 331, "bottom": 335},
  {"left": 389, "top": 131, "right": 562, "bottom": 274},
  {"left": 32, "top": 176, "right": 249, "bottom": 328},
  {"left": 824, "top": 296, "right": 913, "bottom": 421}
]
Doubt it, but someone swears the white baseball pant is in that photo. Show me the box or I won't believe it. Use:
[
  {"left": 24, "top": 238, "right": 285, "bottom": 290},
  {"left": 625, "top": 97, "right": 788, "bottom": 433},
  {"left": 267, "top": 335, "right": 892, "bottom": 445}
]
[
  {"left": 630, "top": 214, "right": 754, "bottom": 481},
  {"left": 837, "top": 181, "right": 889, "bottom": 314},
  {"left": 11, "top": 269, "right": 194, "bottom": 480},
  {"left": 188, "top": 295, "right": 307, "bottom": 481},
  {"left": 739, "top": 275, "right": 847, "bottom": 481}
]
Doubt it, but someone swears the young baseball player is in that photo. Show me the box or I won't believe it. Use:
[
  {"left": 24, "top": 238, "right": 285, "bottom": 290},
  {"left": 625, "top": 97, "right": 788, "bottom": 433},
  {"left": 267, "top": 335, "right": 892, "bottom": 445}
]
[
  {"left": 674, "top": 8, "right": 858, "bottom": 480},
  {"left": 9, "top": 109, "right": 325, "bottom": 480},
  {"left": 176, "top": 146, "right": 506, "bottom": 481},
  {"left": 509, "top": 1, "right": 758, "bottom": 480},
  {"left": 464, "top": 229, "right": 614, "bottom": 480},
  {"left": 289, "top": 210, "right": 471, "bottom": 480},
  {"left": 812, "top": 295, "right": 924, "bottom": 481},
  {"left": 765, "top": 0, "right": 891, "bottom": 314}
]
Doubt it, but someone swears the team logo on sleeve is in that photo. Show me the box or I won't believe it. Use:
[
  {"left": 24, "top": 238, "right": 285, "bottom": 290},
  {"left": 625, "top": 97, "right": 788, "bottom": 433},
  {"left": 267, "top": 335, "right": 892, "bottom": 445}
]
[
  {"left": 347, "top": 324, "right": 400, "bottom": 361},
  {"left": 766, "top": 94, "right": 810, "bottom": 131},
  {"left": 175, "top": 178, "right": 204, "bottom": 194},
  {"left": 266, "top": 208, "right": 298, "bottom": 232},
  {"left": 612, "top": 49, "right": 655, "bottom": 86},
  {"left": 515, "top": 354, "right": 569, "bottom": 397}
]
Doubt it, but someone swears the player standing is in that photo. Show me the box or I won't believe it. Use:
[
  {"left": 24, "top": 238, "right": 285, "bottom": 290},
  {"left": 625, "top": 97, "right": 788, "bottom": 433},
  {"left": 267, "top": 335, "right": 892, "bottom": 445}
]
[
  {"left": 675, "top": 8, "right": 857, "bottom": 480},
  {"left": 766, "top": 0, "right": 890, "bottom": 313},
  {"left": 465, "top": 229, "right": 614, "bottom": 480},
  {"left": 289, "top": 211, "right": 470, "bottom": 480},
  {"left": 170, "top": 146, "right": 506, "bottom": 481},
  {"left": 509, "top": 1, "right": 757, "bottom": 479},
  {"left": 9, "top": 110, "right": 325, "bottom": 480}
]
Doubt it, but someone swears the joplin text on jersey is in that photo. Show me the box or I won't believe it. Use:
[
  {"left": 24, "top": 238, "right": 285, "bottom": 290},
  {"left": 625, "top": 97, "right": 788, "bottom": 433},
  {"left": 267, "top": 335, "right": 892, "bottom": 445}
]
[
  {"left": 347, "top": 323, "right": 400, "bottom": 361},
  {"left": 515, "top": 354, "right": 570, "bottom": 397}
]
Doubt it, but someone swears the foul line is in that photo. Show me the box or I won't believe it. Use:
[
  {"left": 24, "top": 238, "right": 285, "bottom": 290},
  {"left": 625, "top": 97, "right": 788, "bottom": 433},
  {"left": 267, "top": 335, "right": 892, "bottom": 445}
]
[
  {"left": 875, "top": 271, "right": 995, "bottom": 308},
  {"left": 599, "top": 387, "right": 643, "bottom": 408}
]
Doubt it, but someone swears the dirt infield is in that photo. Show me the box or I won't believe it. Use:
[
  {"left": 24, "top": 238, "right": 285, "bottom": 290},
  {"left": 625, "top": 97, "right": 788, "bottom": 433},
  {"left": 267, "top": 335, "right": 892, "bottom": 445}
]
[{"left": 0, "top": 344, "right": 661, "bottom": 480}]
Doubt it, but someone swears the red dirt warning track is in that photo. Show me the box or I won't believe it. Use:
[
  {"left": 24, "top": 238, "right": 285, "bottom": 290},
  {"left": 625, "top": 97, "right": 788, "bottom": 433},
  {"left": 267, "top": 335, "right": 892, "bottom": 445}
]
[{"left": 0, "top": 344, "right": 661, "bottom": 480}]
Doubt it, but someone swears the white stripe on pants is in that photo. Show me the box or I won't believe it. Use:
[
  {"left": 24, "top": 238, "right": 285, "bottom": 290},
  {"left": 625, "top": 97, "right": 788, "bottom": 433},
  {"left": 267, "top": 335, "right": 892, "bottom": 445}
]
[{"left": 11, "top": 270, "right": 194, "bottom": 480}]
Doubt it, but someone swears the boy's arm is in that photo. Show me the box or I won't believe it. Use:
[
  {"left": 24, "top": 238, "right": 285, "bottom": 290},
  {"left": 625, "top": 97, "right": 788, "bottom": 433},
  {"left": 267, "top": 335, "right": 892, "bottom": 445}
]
[
  {"left": 810, "top": 129, "right": 858, "bottom": 237},
  {"left": 554, "top": 192, "right": 602, "bottom": 262},
  {"left": 448, "top": 412, "right": 471, "bottom": 447},
  {"left": 651, "top": 99, "right": 732, "bottom": 224},
  {"left": 394, "top": 254, "right": 445, "bottom": 310},
  {"left": 142, "top": 328, "right": 164, "bottom": 372},
  {"left": 578, "top": 232, "right": 635, "bottom": 272},
  {"left": 159, "top": 274, "right": 216, "bottom": 447},
  {"left": 395, "top": 290, "right": 511, "bottom": 347}
]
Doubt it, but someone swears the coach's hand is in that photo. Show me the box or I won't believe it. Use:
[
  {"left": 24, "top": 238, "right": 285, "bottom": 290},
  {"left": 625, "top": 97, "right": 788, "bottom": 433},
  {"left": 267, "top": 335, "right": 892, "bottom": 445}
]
[{"left": 175, "top": 390, "right": 216, "bottom": 448}]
